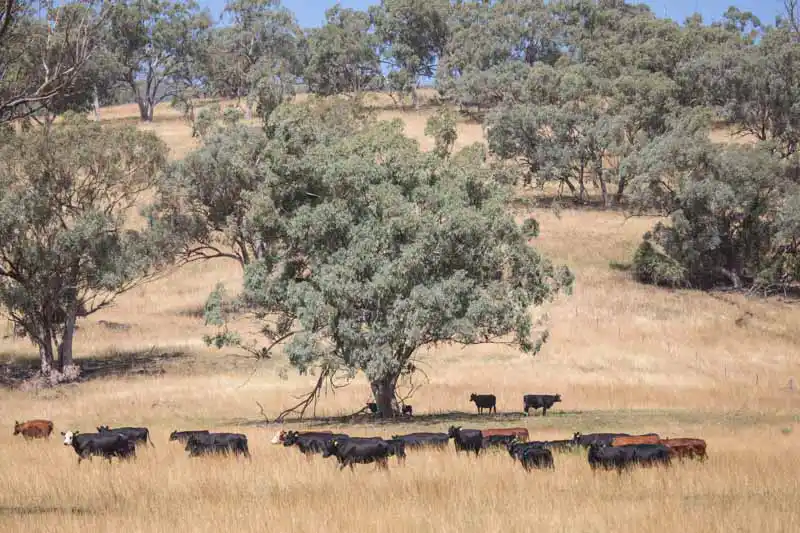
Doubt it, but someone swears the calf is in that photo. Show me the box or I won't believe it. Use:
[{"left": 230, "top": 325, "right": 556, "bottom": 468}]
[
  {"left": 448, "top": 426, "right": 483, "bottom": 456},
  {"left": 283, "top": 431, "right": 349, "bottom": 458},
  {"left": 14, "top": 419, "right": 54, "bottom": 440},
  {"left": 97, "top": 425, "right": 154, "bottom": 448},
  {"left": 62, "top": 430, "right": 136, "bottom": 464},
  {"left": 523, "top": 394, "right": 562, "bottom": 416},
  {"left": 391, "top": 432, "right": 450, "bottom": 450},
  {"left": 469, "top": 393, "right": 497, "bottom": 414},
  {"left": 322, "top": 437, "right": 391, "bottom": 471},
  {"left": 611, "top": 434, "right": 661, "bottom": 447},
  {"left": 588, "top": 443, "right": 671, "bottom": 473},
  {"left": 506, "top": 440, "right": 555, "bottom": 470},
  {"left": 660, "top": 438, "right": 707, "bottom": 461},
  {"left": 169, "top": 430, "right": 210, "bottom": 443},
  {"left": 481, "top": 427, "right": 529, "bottom": 442},
  {"left": 185, "top": 432, "right": 250, "bottom": 458}
]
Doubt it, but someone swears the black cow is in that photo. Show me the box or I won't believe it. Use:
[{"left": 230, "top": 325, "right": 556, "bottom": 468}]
[
  {"left": 384, "top": 438, "right": 407, "bottom": 464},
  {"left": 541, "top": 439, "right": 575, "bottom": 452},
  {"left": 185, "top": 432, "right": 250, "bottom": 458},
  {"left": 573, "top": 432, "right": 632, "bottom": 447},
  {"left": 366, "top": 402, "right": 378, "bottom": 414},
  {"left": 96, "top": 425, "right": 154, "bottom": 448},
  {"left": 322, "top": 437, "right": 391, "bottom": 470},
  {"left": 402, "top": 405, "right": 413, "bottom": 416},
  {"left": 283, "top": 431, "right": 350, "bottom": 458},
  {"left": 448, "top": 426, "right": 483, "bottom": 455},
  {"left": 62, "top": 430, "right": 136, "bottom": 464},
  {"left": 169, "top": 430, "right": 210, "bottom": 443},
  {"left": 505, "top": 440, "right": 554, "bottom": 470},
  {"left": 469, "top": 393, "right": 497, "bottom": 414},
  {"left": 482, "top": 434, "right": 517, "bottom": 449},
  {"left": 391, "top": 432, "right": 450, "bottom": 450},
  {"left": 587, "top": 443, "right": 671, "bottom": 472},
  {"left": 522, "top": 394, "right": 562, "bottom": 416}
]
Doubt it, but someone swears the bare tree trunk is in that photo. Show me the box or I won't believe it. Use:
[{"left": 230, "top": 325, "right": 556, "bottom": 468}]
[
  {"left": 370, "top": 374, "right": 400, "bottom": 418},
  {"left": 93, "top": 86, "right": 101, "bottom": 122},
  {"left": 58, "top": 308, "right": 76, "bottom": 372},
  {"left": 39, "top": 343, "right": 54, "bottom": 375}
]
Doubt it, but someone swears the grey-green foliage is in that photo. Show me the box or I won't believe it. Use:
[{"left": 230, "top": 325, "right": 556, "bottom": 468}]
[
  {"left": 145, "top": 105, "right": 267, "bottom": 268},
  {"left": 107, "top": 0, "right": 212, "bottom": 122},
  {"left": 424, "top": 106, "right": 457, "bottom": 158},
  {"left": 369, "top": 0, "right": 449, "bottom": 104},
  {"left": 627, "top": 112, "right": 800, "bottom": 291},
  {"left": 206, "top": 102, "right": 572, "bottom": 415},
  {"left": 303, "top": 5, "right": 382, "bottom": 97},
  {"left": 486, "top": 62, "right": 617, "bottom": 203},
  {"left": 0, "top": 114, "right": 172, "bottom": 376},
  {"left": 0, "top": 0, "right": 110, "bottom": 124}
]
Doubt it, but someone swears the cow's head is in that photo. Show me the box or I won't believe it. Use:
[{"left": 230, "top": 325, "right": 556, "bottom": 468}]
[
  {"left": 61, "top": 430, "right": 79, "bottom": 445},
  {"left": 13, "top": 421, "right": 21, "bottom": 435},
  {"left": 321, "top": 439, "right": 338, "bottom": 458},
  {"left": 447, "top": 426, "right": 460, "bottom": 438},
  {"left": 554, "top": 394, "right": 562, "bottom": 402},
  {"left": 168, "top": 431, "right": 178, "bottom": 441},
  {"left": 469, "top": 393, "right": 477, "bottom": 402},
  {"left": 270, "top": 430, "right": 286, "bottom": 445}
]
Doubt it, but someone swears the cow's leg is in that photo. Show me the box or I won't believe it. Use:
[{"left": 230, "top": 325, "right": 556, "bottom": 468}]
[{"left": 542, "top": 405, "right": 548, "bottom": 416}]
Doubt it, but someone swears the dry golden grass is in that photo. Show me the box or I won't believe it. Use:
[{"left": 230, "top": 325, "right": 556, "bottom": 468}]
[{"left": 1, "top": 91, "right": 799, "bottom": 532}]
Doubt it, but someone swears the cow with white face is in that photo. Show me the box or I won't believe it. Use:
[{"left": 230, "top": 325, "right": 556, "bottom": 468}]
[{"left": 61, "top": 429, "right": 136, "bottom": 464}]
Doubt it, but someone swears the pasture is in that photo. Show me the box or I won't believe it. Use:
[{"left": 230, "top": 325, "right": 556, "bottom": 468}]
[{"left": 1, "top": 94, "right": 799, "bottom": 532}]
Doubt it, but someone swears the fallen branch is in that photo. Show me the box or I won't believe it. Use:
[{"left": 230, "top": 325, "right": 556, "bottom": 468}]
[{"left": 255, "top": 401, "right": 270, "bottom": 426}]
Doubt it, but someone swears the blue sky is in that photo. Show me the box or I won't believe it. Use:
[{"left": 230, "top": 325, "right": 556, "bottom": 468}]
[{"left": 198, "top": 1, "right": 787, "bottom": 29}]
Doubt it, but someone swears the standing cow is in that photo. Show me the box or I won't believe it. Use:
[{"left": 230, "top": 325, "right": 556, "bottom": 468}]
[
  {"left": 97, "top": 425, "right": 154, "bottom": 448},
  {"left": 14, "top": 419, "right": 54, "bottom": 440},
  {"left": 522, "top": 394, "right": 562, "bottom": 416},
  {"left": 469, "top": 393, "right": 497, "bottom": 414},
  {"left": 62, "top": 430, "right": 136, "bottom": 464}
]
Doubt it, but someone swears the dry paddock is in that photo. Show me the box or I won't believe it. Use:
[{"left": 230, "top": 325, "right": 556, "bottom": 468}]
[{"left": 1, "top": 415, "right": 799, "bottom": 533}]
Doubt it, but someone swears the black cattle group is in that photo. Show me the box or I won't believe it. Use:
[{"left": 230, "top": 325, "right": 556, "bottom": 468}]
[{"left": 272, "top": 427, "right": 699, "bottom": 474}]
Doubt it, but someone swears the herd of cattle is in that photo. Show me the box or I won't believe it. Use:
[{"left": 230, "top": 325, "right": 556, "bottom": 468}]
[{"left": 13, "top": 417, "right": 708, "bottom": 474}]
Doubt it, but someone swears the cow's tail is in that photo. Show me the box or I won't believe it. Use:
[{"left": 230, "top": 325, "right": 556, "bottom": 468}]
[{"left": 147, "top": 430, "right": 155, "bottom": 448}]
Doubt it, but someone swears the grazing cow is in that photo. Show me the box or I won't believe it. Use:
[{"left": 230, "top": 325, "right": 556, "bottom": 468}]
[
  {"left": 97, "top": 425, "right": 154, "bottom": 448},
  {"left": 322, "top": 437, "right": 391, "bottom": 471},
  {"left": 611, "top": 434, "right": 661, "bottom": 447},
  {"left": 469, "top": 393, "right": 497, "bottom": 414},
  {"left": 587, "top": 443, "right": 671, "bottom": 473},
  {"left": 62, "top": 431, "right": 136, "bottom": 464},
  {"left": 448, "top": 426, "right": 483, "bottom": 456},
  {"left": 481, "top": 427, "right": 530, "bottom": 442},
  {"left": 185, "top": 433, "right": 250, "bottom": 459},
  {"left": 13, "top": 419, "right": 54, "bottom": 440},
  {"left": 270, "top": 429, "right": 332, "bottom": 445},
  {"left": 169, "top": 430, "right": 210, "bottom": 443},
  {"left": 523, "top": 394, "right": 562, "bottom": 416},
  {"left": 185, "top": 432, "right": 250, "bottom": 458},
  {"left": 283, "top": 431, "right": 349, "bottom": 458},
  {"left": 573, "top": 432, "right": 634, "bottom": 447},
  {"left": 660, "top": 438, "right": 708, "bottom": 461},
  {"left": 506, "top": 440, "right": 555, "bottom": 470},
  {"left": 391, "top": 432, "right": 450, "bottom": 450},
  {"left": 402, "top": 405, "right": 413, "bottom": 416}
]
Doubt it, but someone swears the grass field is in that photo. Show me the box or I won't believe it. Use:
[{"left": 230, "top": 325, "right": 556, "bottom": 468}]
[{"left": 1, "top": 92, "right": 799, "bottom": 533}]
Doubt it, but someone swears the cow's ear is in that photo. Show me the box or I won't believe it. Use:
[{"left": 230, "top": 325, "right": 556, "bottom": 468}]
[{"left": 60, "top": 432, "right": 66, "bottom": 436}]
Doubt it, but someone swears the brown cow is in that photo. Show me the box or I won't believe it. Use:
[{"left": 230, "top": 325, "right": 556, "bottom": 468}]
[
  {"left": 660, "top": 438, "right": 707, "bottom": 461},
  {"left": 611, "top": 434, "right": 661, "bottom": 447},
  {"left": 480, "top": 427, "right": 529, "bottom": 442},
  {"left": 14, "top": 419, "right": 54, "bottom": 440}
]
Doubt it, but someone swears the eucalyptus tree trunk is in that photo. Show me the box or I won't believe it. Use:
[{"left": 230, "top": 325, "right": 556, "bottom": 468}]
[{"left": 370, "top": 373, "right": 401, "bottom": 418}]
